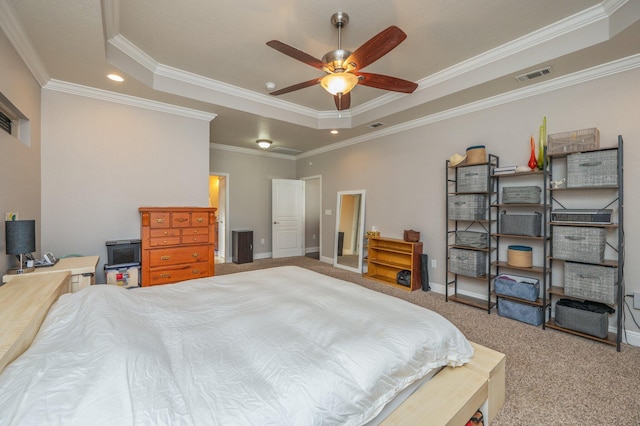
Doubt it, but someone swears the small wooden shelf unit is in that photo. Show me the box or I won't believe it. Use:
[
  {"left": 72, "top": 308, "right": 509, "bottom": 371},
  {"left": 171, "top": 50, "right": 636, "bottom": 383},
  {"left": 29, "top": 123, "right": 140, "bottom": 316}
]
[{"left": 365, "top": 237, "right": 422, "bottom": 291}]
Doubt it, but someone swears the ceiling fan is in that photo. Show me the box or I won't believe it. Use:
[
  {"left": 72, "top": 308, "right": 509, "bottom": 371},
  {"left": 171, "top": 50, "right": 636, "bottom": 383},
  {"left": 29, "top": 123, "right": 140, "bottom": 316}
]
[{"left": 266, "top": 12, "right": 418, "bottom": 111}]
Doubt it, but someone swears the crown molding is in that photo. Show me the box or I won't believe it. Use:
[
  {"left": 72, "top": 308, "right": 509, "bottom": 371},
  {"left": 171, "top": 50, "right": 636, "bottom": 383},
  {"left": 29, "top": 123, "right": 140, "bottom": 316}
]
[
  {"left": 209, "top": 142, "right": 296, "bottom": 160},
  {"left": 43, "top": 79, "right": 217, "bottom": 121},
  {"left": 0, "top": 0, "right": 50, "bottom": 86},
  {"left": 296, "top": 53, "right": 640, "bottom": 159}
]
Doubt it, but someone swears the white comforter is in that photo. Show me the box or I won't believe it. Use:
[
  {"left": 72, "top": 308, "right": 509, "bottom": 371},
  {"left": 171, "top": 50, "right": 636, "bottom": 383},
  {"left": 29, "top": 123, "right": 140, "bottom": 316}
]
[{"left": 0, "top": 266, "right": 473, "bottom": 426}]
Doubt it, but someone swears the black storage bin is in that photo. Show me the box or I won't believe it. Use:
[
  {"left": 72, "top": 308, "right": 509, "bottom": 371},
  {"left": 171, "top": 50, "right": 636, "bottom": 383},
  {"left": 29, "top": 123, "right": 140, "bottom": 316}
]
[
  {"left": 498, "top": 298, "right": 543, "bottom": 326},
  {"left": 555, "top": 299, "right": 613, "bottom": 339}
]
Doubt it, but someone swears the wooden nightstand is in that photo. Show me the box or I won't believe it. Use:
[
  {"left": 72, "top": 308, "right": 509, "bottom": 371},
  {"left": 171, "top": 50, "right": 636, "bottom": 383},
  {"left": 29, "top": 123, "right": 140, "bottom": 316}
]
[{"left": 2, "top": 256, "right": 99, "bottom": 293}]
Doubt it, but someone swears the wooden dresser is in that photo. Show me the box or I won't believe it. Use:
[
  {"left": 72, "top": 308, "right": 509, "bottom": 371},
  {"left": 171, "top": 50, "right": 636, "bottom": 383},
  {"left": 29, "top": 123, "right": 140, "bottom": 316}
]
[{"left": 139, "top": 207, "right": 217, "bottom": 286}]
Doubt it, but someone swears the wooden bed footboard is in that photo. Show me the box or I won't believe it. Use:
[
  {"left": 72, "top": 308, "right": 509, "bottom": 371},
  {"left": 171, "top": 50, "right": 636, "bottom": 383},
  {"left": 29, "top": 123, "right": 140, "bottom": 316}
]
[
  {"left": 0, "top": 272, "right": 505, "bottom": 425},
  {"left": 382, "top": 342, "right": 506, "bottom": 425},
  {"left": 0, "top": 271, "right": 71, "bottom": 372}
]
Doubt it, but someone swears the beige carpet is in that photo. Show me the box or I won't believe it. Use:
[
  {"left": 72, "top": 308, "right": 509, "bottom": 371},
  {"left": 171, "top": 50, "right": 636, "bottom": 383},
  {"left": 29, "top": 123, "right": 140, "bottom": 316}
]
[{"left": 217, "top": 256, "right": 640, "bottom": 425}]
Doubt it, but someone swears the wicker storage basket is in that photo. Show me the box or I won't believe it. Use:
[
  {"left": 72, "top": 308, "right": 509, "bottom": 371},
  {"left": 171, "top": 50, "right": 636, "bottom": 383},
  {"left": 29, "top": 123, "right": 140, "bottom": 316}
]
[
  {"left": 552, "top": 226, "right": 606, "bottom": 263},
  {"left": 500, "top": 211, "right": 542, "bottom": 237},
  {"left": 555, "top": 299, "right": 612, "bottom": 338},
  {"left": 449, "top": 248, "right": 486, "bottom": 277},
  {"left": 448, "top": 194, "right": 486, "bottom": 221},
  {"left": 498, "top": 298, "right": 543, "bottom": 326},
  {"left": 465, "top": 145, "right": 486, "bottom": 165},
  {"left": 507, "top": 245, "right": 533, "bottom": 268},
  {"left": 456, "top": 165, "right": 489, "bottom": 193},
  {"left": 567, "top": 150, "right": 618, "bottom": 188},
  {"left": 455, "top": 231, "right": 488, "bottom": 249},
  {"left": 564, "top": 262, "right": 617, "bottom": 304},
  {"left": 495, "top": 274, "right": 539, "bottom": 302},
  {"left": 547, "top": 128, "right": 599, "bottom": 155},
  {"left": 502, "top": 186, "right": 541, "bottom": 204}
]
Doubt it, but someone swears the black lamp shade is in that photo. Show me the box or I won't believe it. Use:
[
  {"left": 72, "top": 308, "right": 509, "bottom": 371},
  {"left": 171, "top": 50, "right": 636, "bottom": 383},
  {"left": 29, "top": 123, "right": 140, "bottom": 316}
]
[{"left": 5, "top": 220, "right": 36, "bottom": 255}]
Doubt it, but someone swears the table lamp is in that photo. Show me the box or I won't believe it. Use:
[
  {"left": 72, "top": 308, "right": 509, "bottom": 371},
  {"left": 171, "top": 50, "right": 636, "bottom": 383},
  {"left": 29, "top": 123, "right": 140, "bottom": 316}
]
[{"left": 5, "top": 220, "right": 35, "bottom": 274}]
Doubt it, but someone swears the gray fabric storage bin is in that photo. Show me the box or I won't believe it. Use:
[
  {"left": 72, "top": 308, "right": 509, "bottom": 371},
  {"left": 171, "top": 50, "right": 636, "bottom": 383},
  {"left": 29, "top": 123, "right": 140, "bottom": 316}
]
[
  {"left": 564, "top": 262, "right": 617, "bottom": 304},
  {"left": 552, "top": 226, "right": 606, "bottom": 263},
  {"left": 555, "top": 300, "right": 611, "bottom": 338},
  {"left": 456, "top": 165, "right": 488, "bottom": 193},
  {"left": 567, "top": 150, "right": 618, "bottom": 188},
  {"left": 449, "top": 248, "right": 486, "bottom": 277},
  {"left": 455, "top": 231, "right": 488, "bottom": 249},
  {"left": 448, "top": 195, "right": 487, "bottom": 221},
  {"left": 498, "top": 298, "right": 543, "bottom": 326},
  {"left": 500, "top": 211, "right": 542, "bottom": 236},
  {"left": 502, "top": 186, "right": 541, "bottom": 204},
  {"left": 495, "top": 274, "right": 540, "bottom": 302}
]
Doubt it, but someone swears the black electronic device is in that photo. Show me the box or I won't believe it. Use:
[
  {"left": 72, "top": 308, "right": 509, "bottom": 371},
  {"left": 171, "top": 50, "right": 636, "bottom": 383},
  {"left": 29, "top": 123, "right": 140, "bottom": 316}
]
[{"left": 551, "top": 209, "right": 613, "bottom": 224}]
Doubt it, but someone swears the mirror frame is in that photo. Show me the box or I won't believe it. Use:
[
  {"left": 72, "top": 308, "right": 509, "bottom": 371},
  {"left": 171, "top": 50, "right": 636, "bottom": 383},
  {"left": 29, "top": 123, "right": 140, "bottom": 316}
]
[{"left": 333, "top": 190, "right": 366, "bottom": 273}]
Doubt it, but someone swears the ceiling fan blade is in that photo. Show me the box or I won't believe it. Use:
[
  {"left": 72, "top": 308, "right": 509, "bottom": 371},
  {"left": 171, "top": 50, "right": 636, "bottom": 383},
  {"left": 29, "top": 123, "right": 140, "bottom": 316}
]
[
  {"left": 334, "top": 92, "right": 351, "bottom": 110},
  {"left": 346, "top": 26, "right": 407, "bottom": 70},
  {"left": 266, "top": 40, "right": 326, "bottom": 70},
  {"left": 269, "top": 78, "right": 322, "bottom": 96},
  {"left": 357, "top": 72, "right": 418, "bottom": 93}
]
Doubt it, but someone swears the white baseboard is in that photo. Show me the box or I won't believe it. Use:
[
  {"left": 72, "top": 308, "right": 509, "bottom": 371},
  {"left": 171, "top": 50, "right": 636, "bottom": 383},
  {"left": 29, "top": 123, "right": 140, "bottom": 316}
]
[{"left": 305, "top": 246, "right": 319, "bottom": 254}]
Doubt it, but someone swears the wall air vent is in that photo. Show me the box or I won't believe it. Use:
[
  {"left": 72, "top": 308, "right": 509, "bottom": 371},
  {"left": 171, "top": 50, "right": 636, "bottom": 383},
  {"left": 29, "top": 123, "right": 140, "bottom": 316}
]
[
  {"left": 515, "top": 66, "right": 553, "bottom": 82},
  {"left": 368, "top": 122, "right": 385, "bottom": 128},
  {"left": 270, "top": 147, "right": 302, "bottom": 155}
]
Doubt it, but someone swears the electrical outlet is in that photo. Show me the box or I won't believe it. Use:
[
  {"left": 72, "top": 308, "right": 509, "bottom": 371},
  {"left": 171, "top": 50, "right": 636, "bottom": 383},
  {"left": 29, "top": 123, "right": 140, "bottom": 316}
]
[
  {"left": 634, "top": 292, "right": 640, "bottom": 310},
  {"left": 260, "top": 238, "right": 265, "bottom": 246},
  {"left": 431, "top": 259, "right": 437, "bottom": 268},
  {"left": 312, "top": 234, "right": 316, "bottom": 240}
]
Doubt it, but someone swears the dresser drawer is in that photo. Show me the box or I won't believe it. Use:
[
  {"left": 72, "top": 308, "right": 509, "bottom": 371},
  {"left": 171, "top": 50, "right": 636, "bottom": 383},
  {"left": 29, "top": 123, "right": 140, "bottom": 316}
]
[
  {"left": 149, "top": 245, "right": 210, "bottom": 267},
  {"left": 181, "top": 233, "right": 209, "bottom": 244},
  {"left": 150, "top": 228, "right": 180, "bottom": 238},
  {"left": 172, "top": 212, "right": 191, "bottom": 228},
  {"left": 192, "top": 212, "right": 209, "bottom": 227},
  {"left": 148, "top": 262, "right": 211, "bottom": 286},
  {"left": 148, "top": 236, "right": 181, "bottom": 247},
  {"left": 149, "top": 212, "right": 171, "bottom": 228}
]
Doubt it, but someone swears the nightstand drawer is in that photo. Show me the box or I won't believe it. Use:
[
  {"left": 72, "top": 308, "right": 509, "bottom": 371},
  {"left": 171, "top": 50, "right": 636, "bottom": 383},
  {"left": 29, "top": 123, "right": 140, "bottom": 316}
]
[
  {"left": 148, "top": 236, "right": 181, "bottom": 247},
  {"left": 150, "top": 228, "right": 180, "bottom": 238}
]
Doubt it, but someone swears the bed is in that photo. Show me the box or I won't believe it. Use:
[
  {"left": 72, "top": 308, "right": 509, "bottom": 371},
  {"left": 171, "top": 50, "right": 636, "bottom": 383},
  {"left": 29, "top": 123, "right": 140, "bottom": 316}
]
[{"left": 0, "top": 266, "right": 505, "bottom": 425}]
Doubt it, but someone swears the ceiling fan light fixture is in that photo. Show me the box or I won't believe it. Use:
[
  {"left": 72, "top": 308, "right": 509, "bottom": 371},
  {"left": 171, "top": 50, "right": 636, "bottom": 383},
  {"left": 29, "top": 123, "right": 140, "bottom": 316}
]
[
  {"left": 256, "top": 139, "right": 272, "bottom": 149},
  {"left": 320, "top": 72, "right": 358, "bottom": 95}
]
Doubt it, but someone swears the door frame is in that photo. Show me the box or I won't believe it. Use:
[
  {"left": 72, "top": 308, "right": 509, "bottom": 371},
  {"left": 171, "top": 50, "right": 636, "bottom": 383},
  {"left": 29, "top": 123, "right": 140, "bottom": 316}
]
[
  {"left": 301, "top": 175, "right": 322, "bottom": 260},
  {"left": 210, "top": 172, "right": 230, "bottom": 262}
]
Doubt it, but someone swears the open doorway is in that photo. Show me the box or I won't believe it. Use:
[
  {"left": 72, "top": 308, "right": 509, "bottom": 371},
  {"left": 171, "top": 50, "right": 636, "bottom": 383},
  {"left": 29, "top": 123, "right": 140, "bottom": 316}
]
[
  {"left": 301, "top": 175, "right": 321, "bottom": 261},
  {"left": 209, "top": 173, "right": 229, "bottom": 263}
]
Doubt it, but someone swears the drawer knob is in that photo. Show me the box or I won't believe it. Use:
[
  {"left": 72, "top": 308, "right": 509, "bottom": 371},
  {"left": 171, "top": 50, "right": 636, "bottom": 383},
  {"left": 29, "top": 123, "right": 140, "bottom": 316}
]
[
  {"left": 161, "top": 255, "right": 170, "bottom": 261},
  {"left": 156, "top": 218, "right": 165, "bottom": 223},
  {"left": 197, "top": 218, "right": 204, "bottom": 223},
  {"left": 160, "top": 273, "right": 171, "bottom": 279},
  {"left": 192, "top": 253, "right": 199, "bottom": 258}
]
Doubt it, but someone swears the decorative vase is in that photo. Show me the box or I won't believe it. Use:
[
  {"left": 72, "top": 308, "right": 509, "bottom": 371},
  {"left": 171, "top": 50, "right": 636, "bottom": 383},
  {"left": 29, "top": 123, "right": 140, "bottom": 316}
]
[
  {"left": 537, "top": 116, "right": 547, "bottom": 169},
  {"left": 528, "top": 135, "right": 537, "bottom": 170}
]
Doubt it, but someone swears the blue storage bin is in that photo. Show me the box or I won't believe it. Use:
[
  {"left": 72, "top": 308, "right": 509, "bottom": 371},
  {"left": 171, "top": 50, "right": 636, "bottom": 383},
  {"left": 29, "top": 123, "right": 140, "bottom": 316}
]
[
  {"left": 494, "top": 274, "right": 539, "bottom": 302},
  {"left": 497, "top": 298, "right": 544, "bottom": 326}
]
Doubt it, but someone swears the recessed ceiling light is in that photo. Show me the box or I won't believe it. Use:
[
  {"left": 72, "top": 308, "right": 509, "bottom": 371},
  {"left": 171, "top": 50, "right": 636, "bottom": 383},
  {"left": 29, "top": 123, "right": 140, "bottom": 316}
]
[
  {"left": 330, "top": 130, "right": 338, "bottom": 134},
  {"left": 107, "top": 74, "right": 124, "bottom": 82},
  {"left": 256, "top": 139, "right": 272, "bottom": 149}
]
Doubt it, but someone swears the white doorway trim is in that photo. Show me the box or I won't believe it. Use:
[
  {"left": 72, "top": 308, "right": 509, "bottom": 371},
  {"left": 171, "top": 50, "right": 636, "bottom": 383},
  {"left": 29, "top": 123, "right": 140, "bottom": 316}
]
[
  {"left": 301, "top": 175, "right": 322, "bottom": 261},
  {"left": 210, "top": 172, "right": 230, "bottom": 263}
]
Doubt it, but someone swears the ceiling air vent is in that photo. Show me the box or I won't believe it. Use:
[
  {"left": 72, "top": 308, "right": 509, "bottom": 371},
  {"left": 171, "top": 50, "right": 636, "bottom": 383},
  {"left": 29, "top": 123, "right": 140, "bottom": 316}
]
[
  {"left": 368, "top": 122, "right": 385, "bottom": 128},
  {"left": 515, "top": 66, "right": 552, "bottom": 82},
  {"left": 270, "top": 147, "right": 302, "bottom": 155}
]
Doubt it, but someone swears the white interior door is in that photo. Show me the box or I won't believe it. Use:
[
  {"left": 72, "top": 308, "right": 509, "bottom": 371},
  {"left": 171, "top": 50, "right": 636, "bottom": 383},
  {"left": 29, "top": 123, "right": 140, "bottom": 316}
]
[{"left": 272, "top": 179, "right": 305, "bottom": 258}]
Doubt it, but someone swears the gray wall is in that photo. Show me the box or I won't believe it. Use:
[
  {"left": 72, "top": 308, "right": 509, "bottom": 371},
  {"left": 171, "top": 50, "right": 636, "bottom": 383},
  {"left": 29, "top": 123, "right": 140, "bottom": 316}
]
[
  {"left": 209, "top": 148, "right": 296, "bottom": 258},
  {"left": 0, "top": 30, "right": 42, "bottom": 273},
  {"left": 40, "top": 89, "right": 212, "bottom": 282},
  {"left": 297, "top": 66, "right": 640, "bottom": 336}
]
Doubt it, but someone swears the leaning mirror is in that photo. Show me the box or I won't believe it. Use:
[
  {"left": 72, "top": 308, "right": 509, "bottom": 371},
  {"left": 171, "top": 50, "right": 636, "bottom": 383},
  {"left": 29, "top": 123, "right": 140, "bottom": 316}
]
[{"left": 334, "top": 190, "right": 366, "bottom": 273}]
